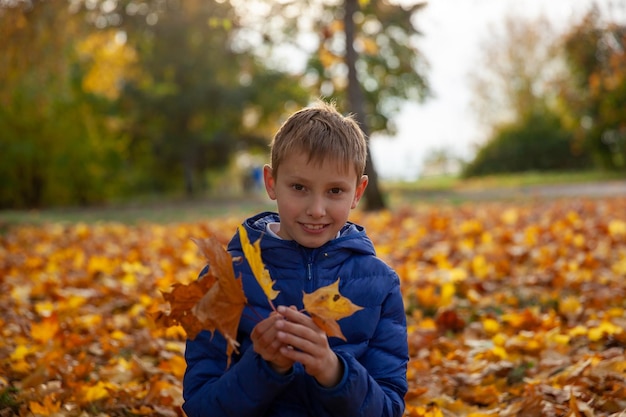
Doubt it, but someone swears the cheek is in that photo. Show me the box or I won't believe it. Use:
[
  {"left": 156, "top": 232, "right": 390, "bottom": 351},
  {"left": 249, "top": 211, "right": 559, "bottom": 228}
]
[
  {"left": 275, "top": 195, "right": 299, "bottom": 214},
  {"left": 330, "top": 200, "right": 354, "bottom": 217}
]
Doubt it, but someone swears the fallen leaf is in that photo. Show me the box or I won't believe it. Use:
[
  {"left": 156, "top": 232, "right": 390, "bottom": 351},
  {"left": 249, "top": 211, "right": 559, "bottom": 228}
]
[
  {"left": 3, "top": 197, "right": 626, "bottom": 415},
  {"left": 435, "top": 309, "right": 465, "bottom": 334},
  {"left": 30, "top": 314, "right": 60, "bottom": 344},
  {"left": 456, "top": 384, "right": 500, "bottom": 407},
  {"left": 302, "top": 279, "right": 363, "bottom": 341},
  {"left": 29, "top": 394, "right": 61, "bottom": 416}
]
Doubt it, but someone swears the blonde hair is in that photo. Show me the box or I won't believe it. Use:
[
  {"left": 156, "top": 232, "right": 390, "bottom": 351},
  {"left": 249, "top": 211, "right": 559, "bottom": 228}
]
[{"left": 269, "top": 101, "right": 367, "bottom": 180}]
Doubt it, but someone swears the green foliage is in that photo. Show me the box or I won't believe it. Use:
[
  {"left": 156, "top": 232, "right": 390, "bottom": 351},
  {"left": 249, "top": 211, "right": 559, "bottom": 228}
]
[
  {"left": 0, "top": 2, "right": 129, "bottom": 209},
  {"left": 0, "top": 386, "right": 19, "bottom": 412},
  {"left": 467, "top": 5, "right": 626, "bottom": 177},
  {"left": 240, "top": 0, "right": 430, "bottom": 136},
  {"left": 0, "top": 0, "right": 309, "bottom": 208},
  {"left": 462, "top": 111, "right": 592, "bottom": 178},
  {"left": 558, "top": 8, "right": 626, "bottom": 171},
  {"left": 0, "top": 0, "right": 430, "bottom": 209},
  {"left": 115, "top": 0, "right": 309, "bottom": 196}
]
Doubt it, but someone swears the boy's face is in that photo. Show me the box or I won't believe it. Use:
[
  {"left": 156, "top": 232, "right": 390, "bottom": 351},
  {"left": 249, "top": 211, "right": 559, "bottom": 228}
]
[{"left": 263, "top": 151, "right": 368, "bottom": 248}]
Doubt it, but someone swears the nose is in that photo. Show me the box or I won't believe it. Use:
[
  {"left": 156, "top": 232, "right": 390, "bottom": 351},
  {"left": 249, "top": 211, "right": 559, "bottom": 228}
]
[{"left": 306, "top": 195, "right": 326, "bottom": 218}]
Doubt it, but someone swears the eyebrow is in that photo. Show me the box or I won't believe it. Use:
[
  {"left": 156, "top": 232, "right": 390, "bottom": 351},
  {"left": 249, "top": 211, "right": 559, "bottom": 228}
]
[{"left": 286, "top": 174, "right": 352, "bottom": 188}]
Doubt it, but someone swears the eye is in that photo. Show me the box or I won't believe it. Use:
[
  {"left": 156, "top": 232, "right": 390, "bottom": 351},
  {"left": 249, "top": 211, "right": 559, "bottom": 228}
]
[
  {"left": 292, "top": 183, "right": 305, "bottom": 191},
  {"left": 329, "top": 187, "right": 343, "bottom": 195}
]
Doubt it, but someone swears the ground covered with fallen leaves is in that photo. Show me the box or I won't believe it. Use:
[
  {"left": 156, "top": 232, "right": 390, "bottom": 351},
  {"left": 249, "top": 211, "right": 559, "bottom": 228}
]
[{"left": 1, "top": 197, "right": 626, "bottom": 416}]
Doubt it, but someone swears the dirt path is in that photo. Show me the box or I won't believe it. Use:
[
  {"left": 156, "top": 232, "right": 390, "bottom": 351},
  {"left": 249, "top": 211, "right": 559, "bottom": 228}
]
[
  {"left": 413, "top": 179, "right": 626, "bottom": 202},
  {"left": 517, "top": 180, "right": 626, "bottom": 198}
]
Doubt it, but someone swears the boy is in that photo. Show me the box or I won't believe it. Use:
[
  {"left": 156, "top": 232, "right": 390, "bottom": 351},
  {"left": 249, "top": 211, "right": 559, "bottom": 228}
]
[{"left": 182, "top": 101, "right": 408, "bottom": 417}]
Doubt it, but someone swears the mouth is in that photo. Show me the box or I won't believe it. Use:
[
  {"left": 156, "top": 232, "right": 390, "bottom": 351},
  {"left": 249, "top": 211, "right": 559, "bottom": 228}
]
[{"left": 301, "top": 223, "right": 328, "bottom": 232}]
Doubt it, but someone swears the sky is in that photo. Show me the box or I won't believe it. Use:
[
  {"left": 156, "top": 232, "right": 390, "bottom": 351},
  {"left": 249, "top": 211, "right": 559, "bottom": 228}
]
[{"left": 369, "top": 0, "right": 623, "bottom": 181}]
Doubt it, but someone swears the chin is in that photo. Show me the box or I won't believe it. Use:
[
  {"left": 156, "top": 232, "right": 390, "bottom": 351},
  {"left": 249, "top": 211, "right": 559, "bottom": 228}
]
[{"left": 296, "top": 236, "right": 328, "bottom": 249}]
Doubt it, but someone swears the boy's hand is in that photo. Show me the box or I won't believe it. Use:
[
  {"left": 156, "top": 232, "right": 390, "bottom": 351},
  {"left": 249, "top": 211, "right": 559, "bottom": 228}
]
[
  {"left": 274, "top": 305, "right": 344, "bottom": 388},
  {"left": 251, "top": 311, "right": 294, "bottom": 374}
]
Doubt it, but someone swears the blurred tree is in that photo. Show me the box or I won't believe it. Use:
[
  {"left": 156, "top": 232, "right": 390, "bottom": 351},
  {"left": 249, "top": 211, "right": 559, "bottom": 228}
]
[
  {"left": 0, "top": 1, "right": 127, "bottom": 208},
  {"left": 559, "top": 7, "right": 626, "bottom": 170},
  {"left": 468, "top": 4, "right": 626, "bottom": 175},
  {"left": 462, "top": 110, "right": 592, "bottom": 177},
  {"left": 314, "top": 0, "right": 429, "bottom": 210},
  {"left": 469, "top": 15, "right": 563, "bottom": 134},
  {"left": 0, "top": 0, "right": 428, "bottom": 207},
  {"left": 79, "top": 0, "right": 309, "bottom": 196},
  {"left": 466, "top": 13, "right": 595, "bottom": 176},
  {"left": 229, "top": 0, "right": 430, "bottom": 210}
]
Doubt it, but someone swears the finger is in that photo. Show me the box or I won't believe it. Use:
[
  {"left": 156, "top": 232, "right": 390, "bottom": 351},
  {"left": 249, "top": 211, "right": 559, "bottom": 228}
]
[
  {"left": 275, "top": 316, "right": 320, "bottom": 343},
  {"left": 278, "top": 339, "right": 333, "bottom": 378},
  {"left": 276, "top": 322, "right": 330, "bottom": 360},
  {"left": 279, "top": 343, "right": 309, "bottom": 363},
  {"left": 252, "top": 316, "right": 286, "bottom": 352},
  {"left": 251, "top": 315, "right": 278, "bottom": 340},
  {"left": 277, "top": 305, "right": 316, "bottom": 328}
]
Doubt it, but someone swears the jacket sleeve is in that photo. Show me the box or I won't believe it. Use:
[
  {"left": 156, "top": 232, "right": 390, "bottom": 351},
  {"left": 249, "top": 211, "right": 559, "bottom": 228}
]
[
  {"left": 316, "top": 276, "right": 408, "bottom": 417},
  {"left": 182, "top": 329, "right": 294, "bottom": 417}
]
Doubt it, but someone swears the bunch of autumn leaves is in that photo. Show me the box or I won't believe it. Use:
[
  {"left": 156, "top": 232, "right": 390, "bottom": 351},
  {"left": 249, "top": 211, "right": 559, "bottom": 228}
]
[{"left": 155, "top": 225, "right": 363, "bottom": 365}]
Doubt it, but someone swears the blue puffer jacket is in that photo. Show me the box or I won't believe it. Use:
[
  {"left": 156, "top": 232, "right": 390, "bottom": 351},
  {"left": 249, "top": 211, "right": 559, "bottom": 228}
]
[{"left": 182, "top": 212, "right": 408, "bottom": 417}]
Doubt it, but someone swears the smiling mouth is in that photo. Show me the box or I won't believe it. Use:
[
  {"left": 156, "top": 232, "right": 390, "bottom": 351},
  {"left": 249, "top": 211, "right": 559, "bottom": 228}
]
[{"left": 302, "top": 223, "right": 327, "bottom": 231}]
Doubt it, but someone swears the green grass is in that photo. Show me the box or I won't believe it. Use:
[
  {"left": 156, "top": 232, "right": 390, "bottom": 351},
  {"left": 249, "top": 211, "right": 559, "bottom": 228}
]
[
  {"left": 384, "top": 169, "right": 624, "bottom": 192},
  {"left": 0, "top": 196, "right": 275, "bottom": 228}
]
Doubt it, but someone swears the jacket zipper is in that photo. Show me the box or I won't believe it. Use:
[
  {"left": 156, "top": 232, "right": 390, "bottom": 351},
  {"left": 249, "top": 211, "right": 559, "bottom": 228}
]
[{"left": 304, "top": 251, "right": 316, "bottom": 292}]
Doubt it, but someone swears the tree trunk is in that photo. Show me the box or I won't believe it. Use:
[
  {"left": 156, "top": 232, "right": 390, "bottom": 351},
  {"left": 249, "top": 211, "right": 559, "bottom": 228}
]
[{"left": 344, "top": 0, "right": 386, "bottom": 211}]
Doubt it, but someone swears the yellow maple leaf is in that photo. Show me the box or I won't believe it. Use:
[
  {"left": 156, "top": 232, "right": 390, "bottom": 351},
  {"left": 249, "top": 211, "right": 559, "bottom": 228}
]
[
  {"left": 482, "top": 317, "right": 500, "bottom": 335},
  {"left": 158, "top": 354, "right": 187, "bottom": 379},
  {"left": 440, "top": 282, "right": 456, "bottom": 307},
  {"left": 588, "top": 320, "right": 623, "bottom": 342},
  {"left": 608, "top": 219, "right": 626, "bottom": 238},
  {"left": 81, "top": 380, "right": 115, "bottom": 402},
  {"left": 302, "top": 279, "right": 363, "bottom": 341},
  {"left": 237, "top": 225, "right": 280, "bottom": 302}
]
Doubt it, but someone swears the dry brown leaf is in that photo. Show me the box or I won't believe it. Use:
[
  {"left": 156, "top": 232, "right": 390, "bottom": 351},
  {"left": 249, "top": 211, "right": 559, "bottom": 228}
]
[
  {"left": 153, "top": 277, "right": 215, "bottom": 340},
  {"left": 156, "top": 236, "right": 247, "bottom": 366}
]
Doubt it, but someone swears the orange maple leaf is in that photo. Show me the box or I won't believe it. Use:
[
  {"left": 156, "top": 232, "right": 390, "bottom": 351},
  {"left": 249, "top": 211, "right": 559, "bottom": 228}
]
[
  {"left": 29, "top": 394, "right": 61, "bottom": 416},
  {"left": 302, "top": 279, "right": 363, "bottom": 341},
  {"left": 237, "top": 225, "right": 280, "bottom": 302},
  {"left": 155, "top": 236, "right": 247, "bottom": 366}
]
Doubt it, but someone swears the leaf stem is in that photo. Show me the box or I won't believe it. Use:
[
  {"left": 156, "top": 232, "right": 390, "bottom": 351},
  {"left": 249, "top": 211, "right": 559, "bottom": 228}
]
[
  {"left": 247, "top": 304, "right": 265, "bottom": 321},
  {"left": 242, "top": 312, "right": 261, "bottom": 323}
]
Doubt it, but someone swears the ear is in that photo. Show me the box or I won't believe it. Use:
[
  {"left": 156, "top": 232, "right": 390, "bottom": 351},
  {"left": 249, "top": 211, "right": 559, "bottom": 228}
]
[
  {"left": 263, "top": 164, "right": 277, "bottom": 200},
  {"left": 351, "top": 175, "right": 369, "bottom": 209}
]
